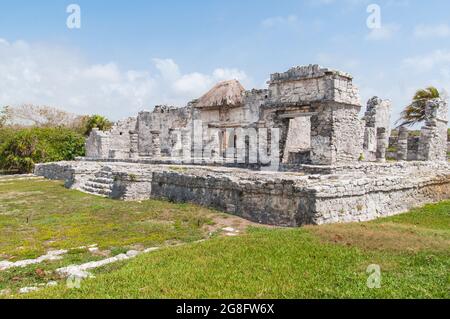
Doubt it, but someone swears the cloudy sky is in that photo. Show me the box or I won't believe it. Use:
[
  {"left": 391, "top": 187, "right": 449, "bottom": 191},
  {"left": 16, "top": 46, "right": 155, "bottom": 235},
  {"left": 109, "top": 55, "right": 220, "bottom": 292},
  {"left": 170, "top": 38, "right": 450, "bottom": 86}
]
[{"left": 0, "top": 0, "right": 449, "bottom": 123}]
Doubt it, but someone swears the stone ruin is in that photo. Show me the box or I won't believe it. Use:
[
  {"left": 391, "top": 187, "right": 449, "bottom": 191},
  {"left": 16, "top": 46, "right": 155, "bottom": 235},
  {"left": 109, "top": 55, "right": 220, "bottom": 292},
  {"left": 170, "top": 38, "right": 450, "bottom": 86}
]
[{"left": 35, "top": 65, "right": 450, "bottom": 226}]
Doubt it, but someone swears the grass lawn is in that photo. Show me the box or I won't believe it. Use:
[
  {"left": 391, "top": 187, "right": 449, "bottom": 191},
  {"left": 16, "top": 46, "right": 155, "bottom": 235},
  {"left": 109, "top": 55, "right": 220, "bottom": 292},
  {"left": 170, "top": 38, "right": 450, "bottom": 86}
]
[{"left": 0, "top": 176, "right": 449, "bottom": 298}]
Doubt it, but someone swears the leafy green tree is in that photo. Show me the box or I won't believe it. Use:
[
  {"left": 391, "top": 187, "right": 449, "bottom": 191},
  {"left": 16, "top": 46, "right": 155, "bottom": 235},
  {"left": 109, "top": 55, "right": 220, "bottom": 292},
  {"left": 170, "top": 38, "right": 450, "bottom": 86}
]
[
  {"left": 397, "top": 86, "right": 440, "bottom": 127},
  {"left": 83, "top": 115, "right": 112, "bottom": 136},
  {"left": 0, "top": 127, "right": 85, "bottom": 173}
]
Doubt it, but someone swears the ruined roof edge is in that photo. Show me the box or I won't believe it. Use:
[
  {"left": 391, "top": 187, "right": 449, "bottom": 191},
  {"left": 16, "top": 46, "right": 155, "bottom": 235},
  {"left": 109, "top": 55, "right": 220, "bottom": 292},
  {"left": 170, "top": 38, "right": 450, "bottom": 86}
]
[{"left": 269, "top": 64, "right": 353, "bottom": 83}]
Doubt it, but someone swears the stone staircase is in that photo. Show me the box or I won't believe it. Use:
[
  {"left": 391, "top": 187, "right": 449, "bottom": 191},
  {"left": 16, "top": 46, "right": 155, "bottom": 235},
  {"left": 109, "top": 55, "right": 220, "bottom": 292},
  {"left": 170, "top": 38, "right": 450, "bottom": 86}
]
[{"left": 80, "top": 167, "right": 115, "bottom": 197}]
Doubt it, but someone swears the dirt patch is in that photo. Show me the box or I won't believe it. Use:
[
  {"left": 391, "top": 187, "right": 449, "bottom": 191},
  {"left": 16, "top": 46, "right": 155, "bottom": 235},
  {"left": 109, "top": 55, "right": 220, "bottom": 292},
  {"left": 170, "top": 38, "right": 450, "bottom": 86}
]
[
  {"left": 306, "top": 222, "right": 450, "bottom": 253},
  {"left": 205, "top": 213, "right": 274, "bottom": 236}
]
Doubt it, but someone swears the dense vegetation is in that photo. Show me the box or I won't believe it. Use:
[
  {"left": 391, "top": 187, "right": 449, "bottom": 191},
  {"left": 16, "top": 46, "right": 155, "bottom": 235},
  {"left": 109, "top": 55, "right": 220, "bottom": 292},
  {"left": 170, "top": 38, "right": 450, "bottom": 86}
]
[
  {"left": 0, "top": 127, "right": 85, "bottom": 173},
  {"left": 0, "top": 105, "right": 112, "bottom": 174}
]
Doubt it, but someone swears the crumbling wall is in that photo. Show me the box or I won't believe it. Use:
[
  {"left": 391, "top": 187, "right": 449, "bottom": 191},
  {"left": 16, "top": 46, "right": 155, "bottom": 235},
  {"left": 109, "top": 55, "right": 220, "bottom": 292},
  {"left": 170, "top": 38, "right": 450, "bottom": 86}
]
[
  {"left": 332, "top": 103, "right": 365, "bottom": 163},
  {"left": 108, "top": 117, "right": 137, "bottom": 155},
  {"left": 85, "top": 129, "right": 111, "bottom": 159},
  {"left": 264, "top": 65, "right": 363, "bottom": 166},
  {"left": 243, "top": 89, "right": 269, "bottom": 123},
  {"left": 137, "top": 106, "right": 191, "bottom": 156},
  {"left": 268, "top": 65, "right": 360, "bottom": 106},
  {"left": 283, "top": 117, "right": 311, "bottom": 163}
]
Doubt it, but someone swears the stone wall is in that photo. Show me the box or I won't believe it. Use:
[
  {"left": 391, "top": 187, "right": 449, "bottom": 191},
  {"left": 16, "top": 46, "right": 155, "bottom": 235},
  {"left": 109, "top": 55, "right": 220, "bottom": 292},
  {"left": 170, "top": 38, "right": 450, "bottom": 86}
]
[
  {"left": 332, "top": 103, "right": 364, "bottom": 163},
  {"left": 85, "top": 129, "right": 111, "bottom": 159},
  {"left": 35, "top": 160, "right": 450, "bottom": 227}
]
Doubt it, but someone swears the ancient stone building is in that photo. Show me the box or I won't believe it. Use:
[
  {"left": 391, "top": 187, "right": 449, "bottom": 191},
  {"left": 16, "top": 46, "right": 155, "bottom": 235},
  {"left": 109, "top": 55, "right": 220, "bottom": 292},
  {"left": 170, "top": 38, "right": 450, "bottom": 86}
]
[
  {"left": 35, "top": 64, "right": 450, "bottom": 227},
  {"left": 85, "top": 65, "right": 370, "bottom": 167}
]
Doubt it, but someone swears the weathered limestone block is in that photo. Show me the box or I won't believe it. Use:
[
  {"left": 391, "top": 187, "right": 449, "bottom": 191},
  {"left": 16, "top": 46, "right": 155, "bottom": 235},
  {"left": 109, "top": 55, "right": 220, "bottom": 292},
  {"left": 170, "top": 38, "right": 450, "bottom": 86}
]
[
  {"left": 397, "top": 126, "right": 409, "bottom": 161},
  {"left": 418, "top": 98, "right": 448, "bottom": 161},
  {"left": 363, "top": 127, "right": 377, "bottom": 161},
  {"left": 108, "top": 117, "right": 137, "bottom": 154},
  {"left": 150, "top": 130, "right": 161, "bottom": 158},
  {"left": 129, "top": 131, "right": 139, "bottom": 159},
  {"left": 268, "top": 64, "right": 361, "bottom": 106},
  {"left": 376, "top": 128, "right": 388, "bottom": 162},
  {"left": 332, "top": 104, "right": 364, "bottom": 163},
  {"left": 85, "top": 129, "right": 111, "bottom": 159}
]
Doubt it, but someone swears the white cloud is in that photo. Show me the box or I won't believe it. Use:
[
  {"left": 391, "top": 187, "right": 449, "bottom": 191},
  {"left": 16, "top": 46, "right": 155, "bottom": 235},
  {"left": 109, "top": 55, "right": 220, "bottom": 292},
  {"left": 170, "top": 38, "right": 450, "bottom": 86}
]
[
  {"left": 402, "top": 50, "right": 450, "bottom": 72},
  {"left": 414, "top": 23, "right": 450, "bottom": 38},
  {"left": 261, "top": 15, "right": 299, "bottom": 29},
  {"left": 366, "top": 24, "right": 400, "bottom": 41},
  {"left": 0, "top": 39, "right": 250, "bottom": 120}
]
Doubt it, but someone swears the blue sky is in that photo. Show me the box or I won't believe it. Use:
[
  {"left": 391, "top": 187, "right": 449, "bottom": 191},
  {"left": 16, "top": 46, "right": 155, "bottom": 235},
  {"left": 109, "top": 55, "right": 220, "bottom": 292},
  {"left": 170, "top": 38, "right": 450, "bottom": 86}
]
[{"left": 1, "top": 0, "right": 450, "bottom": 123}]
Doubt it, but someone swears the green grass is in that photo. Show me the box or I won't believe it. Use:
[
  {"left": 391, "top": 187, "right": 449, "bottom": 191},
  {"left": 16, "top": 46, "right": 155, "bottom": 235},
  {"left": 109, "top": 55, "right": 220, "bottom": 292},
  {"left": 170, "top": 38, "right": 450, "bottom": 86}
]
[
  {"left": 28, "top": 212, "right": 450, "bottom": 298},
  {"left": 28, "top": 202, "right": 450, "bottom": 299},
  {"left": 0, "top": 179, "right": 218, "bottom": 261},
  {"left": 1, "top": 178, "right": 449, "bottom": 298}
]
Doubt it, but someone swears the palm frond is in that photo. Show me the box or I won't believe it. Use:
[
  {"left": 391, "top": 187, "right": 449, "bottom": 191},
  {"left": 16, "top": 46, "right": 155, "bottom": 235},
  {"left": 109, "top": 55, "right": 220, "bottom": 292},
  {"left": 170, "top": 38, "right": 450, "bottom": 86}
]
[{"left": 396, "top": 86, "right": 440, "bottom": 127}]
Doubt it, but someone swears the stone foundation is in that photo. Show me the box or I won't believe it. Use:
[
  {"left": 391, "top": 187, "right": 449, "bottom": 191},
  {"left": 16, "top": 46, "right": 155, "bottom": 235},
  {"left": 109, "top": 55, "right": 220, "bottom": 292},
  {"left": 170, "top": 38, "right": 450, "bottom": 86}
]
[{"left": 35, "top": 160, "right": 450, "bottom": 227}]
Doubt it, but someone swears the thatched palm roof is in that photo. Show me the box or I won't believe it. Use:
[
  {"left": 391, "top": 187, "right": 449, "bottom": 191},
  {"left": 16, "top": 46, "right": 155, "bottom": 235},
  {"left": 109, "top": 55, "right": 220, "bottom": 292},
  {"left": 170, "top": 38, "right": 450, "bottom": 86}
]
[{"left": 195, "top": 80, "right": 245, "bottom": 108}]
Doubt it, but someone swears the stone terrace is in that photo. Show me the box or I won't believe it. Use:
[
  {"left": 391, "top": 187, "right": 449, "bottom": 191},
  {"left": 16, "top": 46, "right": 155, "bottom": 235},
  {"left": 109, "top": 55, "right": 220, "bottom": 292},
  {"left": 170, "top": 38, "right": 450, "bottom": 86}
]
[{"left": 35, "top": 160, "right": 450, "bottom": 226}]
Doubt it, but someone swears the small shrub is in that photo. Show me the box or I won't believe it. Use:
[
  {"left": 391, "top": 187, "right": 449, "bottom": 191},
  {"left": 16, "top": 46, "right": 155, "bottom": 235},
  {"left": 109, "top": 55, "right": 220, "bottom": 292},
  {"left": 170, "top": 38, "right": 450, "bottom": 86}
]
[{"left": 358, "top": 153, "right": 365, "bottom": 161}]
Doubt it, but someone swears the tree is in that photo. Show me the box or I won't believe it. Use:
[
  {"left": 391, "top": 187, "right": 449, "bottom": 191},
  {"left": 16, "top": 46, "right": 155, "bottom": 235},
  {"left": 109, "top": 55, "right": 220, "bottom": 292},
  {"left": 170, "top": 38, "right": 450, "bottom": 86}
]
[
  {"left": 396, "top": 86, "right": 440, "bottom": 127},
  {"left": 83, "top": 115, "right": 112, "bottom": 136}
]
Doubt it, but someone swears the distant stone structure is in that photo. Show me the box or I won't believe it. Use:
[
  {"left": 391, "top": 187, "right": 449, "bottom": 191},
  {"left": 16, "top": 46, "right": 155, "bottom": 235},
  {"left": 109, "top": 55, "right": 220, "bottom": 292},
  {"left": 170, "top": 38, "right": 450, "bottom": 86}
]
[
  {"left": 35, "top": 64, "right": 450, "bottom": 226},
  {"left": 417, "top": 98, "right": 448, "bottom": 161}
]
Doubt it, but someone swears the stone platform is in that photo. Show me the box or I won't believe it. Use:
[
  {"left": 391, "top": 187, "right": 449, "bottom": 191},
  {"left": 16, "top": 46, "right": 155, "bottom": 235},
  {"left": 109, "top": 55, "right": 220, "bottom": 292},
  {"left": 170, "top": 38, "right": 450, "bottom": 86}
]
[{"left": 35, "top": 161, "right": 450, "bottom": 227}]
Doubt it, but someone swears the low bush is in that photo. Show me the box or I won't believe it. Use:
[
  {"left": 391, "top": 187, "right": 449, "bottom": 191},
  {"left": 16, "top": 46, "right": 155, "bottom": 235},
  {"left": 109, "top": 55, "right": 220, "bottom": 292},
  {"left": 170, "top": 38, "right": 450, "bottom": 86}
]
[{"left": 0, "top": 127, "right": 85, "bottom": 173}]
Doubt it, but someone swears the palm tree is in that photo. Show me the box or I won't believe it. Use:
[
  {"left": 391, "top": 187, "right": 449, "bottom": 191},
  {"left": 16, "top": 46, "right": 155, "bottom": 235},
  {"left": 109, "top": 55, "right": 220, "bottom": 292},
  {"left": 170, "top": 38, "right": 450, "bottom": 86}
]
[
  {"left": 83, "top": 115, "right": 112, "bottom": 136},
  {"left": 396, "top": 86, "right": 440, "bottom": 127}
]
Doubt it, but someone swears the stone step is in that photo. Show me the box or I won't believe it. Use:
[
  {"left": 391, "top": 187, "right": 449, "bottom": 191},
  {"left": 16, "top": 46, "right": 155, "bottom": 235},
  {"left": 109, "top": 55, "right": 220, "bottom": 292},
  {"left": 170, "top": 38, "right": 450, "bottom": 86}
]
[
  {"left": 95, "top": 172, "right": 113, "bottom": 179},
  {"left": 81, "top": 185, "right": 112, "bottom": 196},
  {"left": 84, "top": 181, "right": 113, "bottom": 190},
  {"left": 90, "top": 177, "right": 114, "bottom": 184}
]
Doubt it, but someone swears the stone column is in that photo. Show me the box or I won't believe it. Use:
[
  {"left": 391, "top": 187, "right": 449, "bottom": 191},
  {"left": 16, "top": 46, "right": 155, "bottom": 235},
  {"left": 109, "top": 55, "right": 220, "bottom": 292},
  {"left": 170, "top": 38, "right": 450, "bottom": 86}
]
[
  {"left": 397, "top": 126, "right": 409, "bottom": 161},
  {"left": 418, "top": 99, "right": 448, "bottom": 161},
  {"left": 363, "top": 97, "right": 392, "bottom": 162},
  {"left": 129, "top": 131, "right": 139, "bottom": 159},
  {"left": 150, "top": 130, "right": 161, "bottom": 159},
  {"left": 376, "top": 127, "right": 387, "bottom": 162},
  {"left": 181, "top": 128, "right": 192, "bottom": 163}
]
